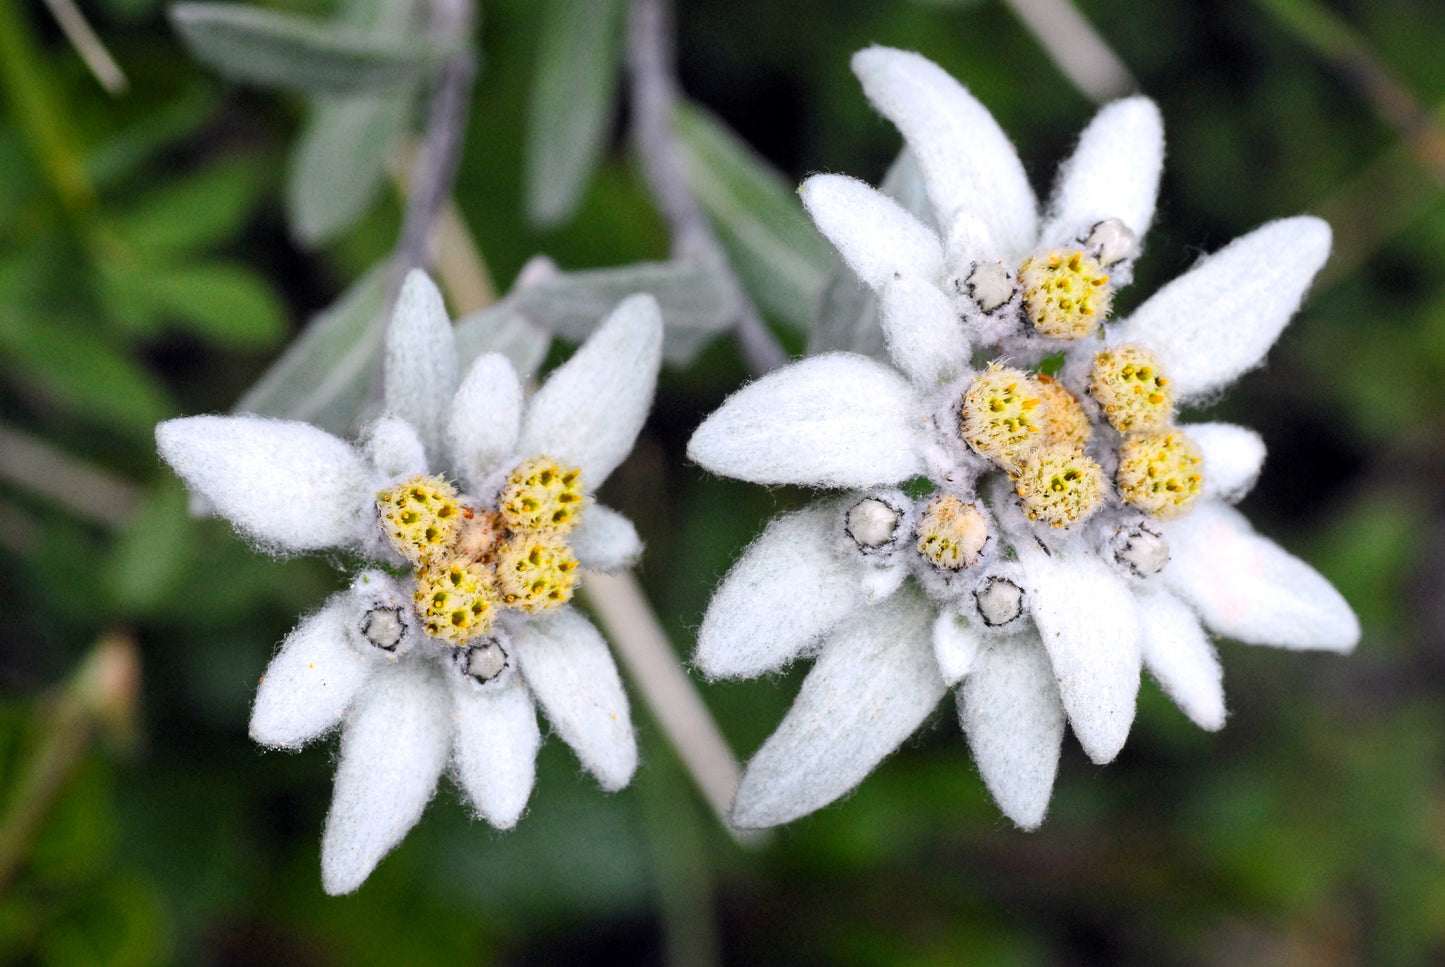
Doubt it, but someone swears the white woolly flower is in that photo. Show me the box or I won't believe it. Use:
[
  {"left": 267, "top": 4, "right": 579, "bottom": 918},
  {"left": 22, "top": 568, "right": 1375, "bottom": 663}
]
[
  {"left": 157, "top": 273, "right": 663, "bottom": 894},
  {"left": 688, "top": 48, "right": 1358, "bottom": 833}
]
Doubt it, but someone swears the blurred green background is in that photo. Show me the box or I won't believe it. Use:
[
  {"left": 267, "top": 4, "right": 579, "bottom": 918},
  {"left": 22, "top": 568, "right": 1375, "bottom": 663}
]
[{"left": 3, "top": 0, "right": 1444, "bottom": 963}]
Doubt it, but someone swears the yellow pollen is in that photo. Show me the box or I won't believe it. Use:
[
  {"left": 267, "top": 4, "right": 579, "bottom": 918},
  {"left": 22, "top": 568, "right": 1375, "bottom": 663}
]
[
  {"left": 915, "top": 495, "right": 990, "bottom": 570},
  {"left": 959, "top": 364, "right": 1045, "bottom": 470},
  {"left": 1089, "top": 346, "right": 1175, "bottom": 433},
  {"left": 1116, "top": 430, "right": 1204, "bottom": 518},
  {"left": 1035, "top": 374, "right": 1092, "bottom": 447},
  {"left": 1012, "top": 443, "right": 1106, "bottom": 528},
  {"left": 1017, "top": 249, "right": 1113, "bottom": 339},
  {"left": 377, "top": 475, "right": 462, "bottom": 565},
  {"left": 413, "top": 556, "right": 499, "bottom": 643},
  {"left": 496, "top": 531, "right": 579, "bottom": 612},
  {"left": 499, "top": 457, "right": 587, "bottom": 534}
]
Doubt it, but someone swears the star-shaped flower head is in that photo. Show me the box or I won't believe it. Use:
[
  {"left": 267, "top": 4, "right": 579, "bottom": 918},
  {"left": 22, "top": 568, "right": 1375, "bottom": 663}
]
[
  {"left": 157, "top": 273, "right": 663, "bottom": 893},
  {"left": 688, "top": 48, "right": 1358, "bottom": 833}
]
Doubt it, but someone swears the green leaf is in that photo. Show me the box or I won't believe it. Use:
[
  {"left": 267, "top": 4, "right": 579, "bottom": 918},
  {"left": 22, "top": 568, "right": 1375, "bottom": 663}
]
[
  {"left": 169, "top": 2, "right": 457, "bottom": 93},
  {"left": 675, "top": 103, "right": 834, "bottom": 333},
  {"left": 514, "top": 258, "right": 737, "bottom": 365},
  {"left": 109, "top": 155, "right": 269, "bottom": 256},
  {"left": 233, "top": 262, "right": 389, "bottom": 435},
  {"left": 140, "top": 262, "right": 289, "bottom": 349},
  {"left": 287, "top": 91, "right": 414, "bottom": 247},
  {"left": 84, "top": 85, "right": 218, "bottom": 190},
  {"left": 523, "top": 0, "right": 628, "bottom": 228},
  {"left": 104, "top": 482, "right": 195, "bottom": 614}
]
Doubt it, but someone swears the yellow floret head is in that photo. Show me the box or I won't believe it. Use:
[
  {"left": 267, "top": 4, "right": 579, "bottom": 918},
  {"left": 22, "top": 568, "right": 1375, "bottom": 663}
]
[
  {"left": 1012, "top": 443, "right": 1106, "bottom": 528},
  {"left": 1018, "top": 249, "right": 1112, "bottom": 339},
  {"left": 915, "top": 495, "right": 990, "bottom": 570},
  {"left": 499, "top": 457, "right": 587, "bottom": 534},
  {"left": 958, "top": 364, "right": 1044, "bottom": 469},
  {"left": 496, "top": 531, "right": 579, "bottom": 612},
  {"left": 1116, "top": 430, "right": 1203, "bottom": 518},
  {"left": 377, "top": 475, "right": 462, "bottom": 565},
  {"left": 1035, "top": 374, "right": 1092, "bottom": 447},
  {"left": 1089, "top": 346, "right": 1174, "bottom": 433},
  {"left": 413, "top": 557, "right": 499, "bottom": 644}
]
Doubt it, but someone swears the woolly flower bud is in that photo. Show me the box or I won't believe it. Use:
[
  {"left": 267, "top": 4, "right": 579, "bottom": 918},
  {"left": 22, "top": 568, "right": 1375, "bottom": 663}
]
[
  {"left": 1018, "top": 249, "right": 1112, "bottom": 339},
  {"left": 377, "top": 475, "right": 462, "bottom": 565},
  {"left": 1012, "top": 443, "right": 1106, "bottom": 528},
  {"left": 1089, "top": 347, "right": 1174, "bottom": 433},
  {"left": 499, "top": 457, "right": 587, "bottom": 534},
  {"left": 1035, "top": 374, "right": 1092, "bottom": 447},
  {"left": 846, "top": 496, "right": 902, "bottom": 552},
  {"left": 915, "top": 495, "right": 989, "bottom": 570},
  {"left": 958, "top": 364, "right": 1043, "bottom": 469},
  {"left": 1117, "top": 430, "right": 1204, "bottom": 518},
  {"left": 414, "top": 557, "right": 499, "bottom": 644},
  {"left": 496, "top": 531, "right": 579, "bottom": 612}
]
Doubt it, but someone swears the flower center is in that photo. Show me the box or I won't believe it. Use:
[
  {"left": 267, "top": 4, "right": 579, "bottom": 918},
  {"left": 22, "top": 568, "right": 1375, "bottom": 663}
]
[
  {"left": 1089, "top": 347, "right": 1174, "bottom": 433},
  {"left": 377, "top": 475, "right": 462, "bottom": 565},
  {"left": 1012, "top": 443, "right": 1106, "bottom": 528},
  {"left": 1034, "top": 374, "right": 1092, "bottom": 447},
  {"left": 958, "top": 364, "right": 1043, "bottom": 469},
  {"left": 497, "top": 531, "right": 579, "bottom": 610},
  {"left": 499, "top": 457, "right": 587, "bottom": 533},
  {"left": 915, "top": 495, "right": 989, "bottom": 570},
  {"left": 1017, "top": 249, "right": 1112, "bottom": 339},
  {"left": 1116, "top": 431, "right": 1203, "bottom": 518},
  {"left": 414, "top": 558, "right": 499, "bottom": 642}
]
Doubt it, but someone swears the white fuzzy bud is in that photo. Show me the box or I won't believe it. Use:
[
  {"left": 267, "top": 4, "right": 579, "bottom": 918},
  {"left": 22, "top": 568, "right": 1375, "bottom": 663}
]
[
  {"left": 1083, "top": 218, "right": 1137, "bottom": 266},
  {"left": 975, "top": 577, "right": 1023, "bottom": 627},
  {"left": 847, "top": 497, "right": 901, "bottom": 550}
]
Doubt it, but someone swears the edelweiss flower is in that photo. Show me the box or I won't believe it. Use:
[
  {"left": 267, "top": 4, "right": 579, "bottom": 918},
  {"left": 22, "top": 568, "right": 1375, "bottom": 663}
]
[
  {"left": 688, "top": 48, "right": 1358, "bottom": 832},
  {"left": 157, "top": 273, "right": 663, "bottom": 893}
]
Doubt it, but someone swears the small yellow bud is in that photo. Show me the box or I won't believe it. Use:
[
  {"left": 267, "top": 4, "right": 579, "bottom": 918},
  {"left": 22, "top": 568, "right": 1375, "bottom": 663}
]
[
  {"left": 1034, "top": 374, "right": 1092, "bottom": 447},
  {"left": 1116, "top": 430, "right": 1203, "bottom": 518},
  {"left": 377, "top": 475, "right": 462, "bottom": 565},
  {"left": 959, "top": 364, "right": 1044, "bottom": 469},
  {"left": 496, "top": 531, "right": 579, "bottom": 612},
  {"left": 1012, "top": 443, "right": 1106, "bottom": 528},
  {"left": 499, "top": 457, "right": 587, "bottom": 534},
  {"left": 915, "top": 495, "right": 990, "bottom": 570},
  {"left": 413, "top": 557, "right": 499, "bottom": 643},
  {"left": 1018, "top": 249, "right": 1112, "bottom": 339},
  {"left": 1089, "top": 346, "right": 1174, "bottom": 433}
]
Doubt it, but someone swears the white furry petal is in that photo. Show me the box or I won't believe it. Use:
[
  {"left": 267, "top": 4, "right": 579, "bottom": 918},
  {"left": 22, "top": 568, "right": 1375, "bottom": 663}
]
[
  {"left": 1162, "top": 500, "right": 1359, "bottom": 651},
  {"left": 878, "top": 276, "right": 971, "bottom": 387},
  {"left": 571, "top": 505, "right": 643, "bottom": 573},
  {"left": 1017, "top": 541, "right": 1140, "bottom": 764},
  {"left": 1188, "top": 422, "right": 1266, "bottom": 503},
  {"left": 156, "top": 415, "right": 371, "bottom": 552},
  {"left": 852, "top": 46, "right": 1037, "bottom": 256},
  {"left": 1135, "top": 584, "right": 1225, "bottom": 731},
  {"left": 448, "top": 353, "right": 522, "bottom": 490},
  {"left": 448, "top": 672, "right": 540, "bottom": 829},
  {"left": 1042, "top": 96, "right": 1164, "bottom": 247},
  {"left": 695, "top": 502, "right": 870, "bottom": 680},
  {"left": 932, "top": 608, "right": 981, "bottom": 686},
  {"left": 730, "top": 589, "right": 944, "bottom": 829},
  {"left": 959, "top": 631, "right": 1065, "bottom": 830},
  {"left": 1112, "top": 218, "right": 1331, "bottom": 400},
  {"left": 250, "top": 594, "right": 378, "bottom": 750},
  {"left": 512, "top": 609, "right": 637, "bottom": 790},
  {"left": 365, "top": 415, "right": 428, "bottom": 480},
  {"left": 799, "top": 174, "right": 944, "bottom": 289},
  {"left": 687, "top": 354, "right": 926, "bottom": 488},
  {"left": 321, "top": 660, "right": 451, "bottom": 895},
  {"left": 385, "top": 270, "right": 460, "bottom": 462},
  {"left": 517, "top": 294, "right": 663, "bottom": 488}
]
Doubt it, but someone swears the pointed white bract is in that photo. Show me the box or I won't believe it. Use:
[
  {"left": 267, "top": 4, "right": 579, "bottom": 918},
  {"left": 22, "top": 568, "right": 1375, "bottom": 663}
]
[
  {"left": 1134, "top": 585, "right": 1226, "bottom": 731},
  {"left": 932, "top": 608, "right": 981, "bottom": 687},
  {"left": 250, "top": 595, "right": 378, "bottom": 750},
  {"left": 1190, "top": 422, "right": 1266, "bottom": 502},
  {"left": 730, "top": 590, "right": 944, "bottom": 829},
  {"left": 959, "top": 633, "right": 1066, "bottom": 830},
  {"left": 570, "top": 505, "right": 643, "bottom": 573},
  {"left": 687, "top": 354, "right": 925, "bottom": 488},
  {"left": 799, "top": 174, "right": 943, "bottom": 289},
  {"left": 321, "top": 660, "right": 452, "bottom": 895},
  {"left": 366, "top": 415, "right": 429, "bottom": 481},
  {"left": 695, "top": 503, "right": 870, "bottom": 680},
  {"left": 1041, "top": 96, "right": 1164, "bottom": 248},
  {"left": 513, "top": 609, "right": 637, "bottom": 791},
  {"left": 448, "top": 353, "right": 522, "bottom": 490},
  {"left": 852, "top": 46, "right": 1037, "bottom": 255},
  {"left": 448, "top": 675, "right": 540, "bottom": 829},
  {"left": 878, "top": 276, "right": 971, "bottom": 386},
  {"left": 385, "top": 270, "right": 460, "bottom": 461},
  {"left": 1163, "top": 501, "right": 1360, "bottom": 652},
  {"left": 1113, "top": 217, "right": 1332, "bottom": 400},
  {"left": 156, "top": 415, "right": 372, "bottom": 552},
  {"left": 518, "top": 293, "right": 663, "bottom": 488}
]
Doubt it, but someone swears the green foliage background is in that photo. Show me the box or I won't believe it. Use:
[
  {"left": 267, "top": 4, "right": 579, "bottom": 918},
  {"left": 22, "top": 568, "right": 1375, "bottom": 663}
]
[{"left": 2, "top": 0, "right": 1443, "bottom": 963}]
